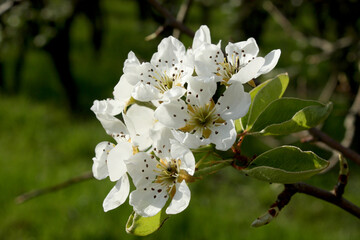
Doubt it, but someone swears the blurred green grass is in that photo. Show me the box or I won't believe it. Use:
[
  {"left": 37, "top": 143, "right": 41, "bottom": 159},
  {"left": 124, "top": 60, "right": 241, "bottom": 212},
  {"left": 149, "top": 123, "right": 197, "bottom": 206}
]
[{"left": 1, "top": 0, "right": 359, "bottom": 239}]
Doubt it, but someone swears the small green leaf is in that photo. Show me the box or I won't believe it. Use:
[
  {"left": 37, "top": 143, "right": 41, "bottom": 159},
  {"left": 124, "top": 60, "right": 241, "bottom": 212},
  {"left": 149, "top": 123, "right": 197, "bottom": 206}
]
[
  {"left": 126, "top": 211, "right": 169, "bottom": 236},
  {"left": 243, "top": 146, "right": 329, "bottom": 183},
  {"left": 250, "top": 98, "right": 332, "bottom": 135},
  {"left": 242, "top": 73, "right": 289, "bottom": 130}
]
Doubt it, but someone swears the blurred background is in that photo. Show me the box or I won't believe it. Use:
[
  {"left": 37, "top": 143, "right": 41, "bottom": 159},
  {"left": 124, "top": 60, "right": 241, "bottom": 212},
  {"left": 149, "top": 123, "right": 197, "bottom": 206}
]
[{"left": 1, "top": 0, "right": 359, "bottom": 239}]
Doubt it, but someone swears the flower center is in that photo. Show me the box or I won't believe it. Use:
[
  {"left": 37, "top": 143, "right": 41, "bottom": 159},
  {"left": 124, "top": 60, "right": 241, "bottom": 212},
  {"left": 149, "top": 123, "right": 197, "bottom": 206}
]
[
  {"left": 152, "top": 70, "right": 182, "bottom": 94},
  {"left": 154, "top": 158, "right": 181, "bottom": 195},
  {"left": 180, "top": 101, "right": 225, "bottom": 138},
  {"left": 155, "top": 158, "right": 180, "bottom": 184},
  {"left": 216, "top": 56, "right": 240, "bottom": 83}
]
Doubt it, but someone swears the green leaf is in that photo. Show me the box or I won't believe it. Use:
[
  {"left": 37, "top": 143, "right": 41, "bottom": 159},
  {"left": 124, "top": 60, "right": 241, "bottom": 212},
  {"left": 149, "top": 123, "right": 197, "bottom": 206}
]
[
  {"left": 241, "top": 73, "right": 289, "bottom": 130},
  {"left": 126, "top": 211, "right": 169, "bottom": 236},
  {"left": 243, "top": 146, "right": 329, "bottom": 183},
  {"left": 250, "top": 98, "right": 332, "bottom": 135}
]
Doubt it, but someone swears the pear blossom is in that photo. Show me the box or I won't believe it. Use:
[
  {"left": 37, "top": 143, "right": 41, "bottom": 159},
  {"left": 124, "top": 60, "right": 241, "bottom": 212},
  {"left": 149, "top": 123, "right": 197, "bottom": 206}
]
[
  {"left": 91, "top": 104, "right": 156, "bottom": 212},
  {"left": 191, "top": 25, "right": 281, "bottom": 85},
  {"left": 154, "top": 76, "right": 251, "bottom": 150},
  {"left": 92, "top": 141, "right": 130, "bottom": 212},
  {"left": 125, "top": 140, "right": 195, "bottom": 217},
  {"left": 123, "top": 36, "right": 193, "bottom": 102}
]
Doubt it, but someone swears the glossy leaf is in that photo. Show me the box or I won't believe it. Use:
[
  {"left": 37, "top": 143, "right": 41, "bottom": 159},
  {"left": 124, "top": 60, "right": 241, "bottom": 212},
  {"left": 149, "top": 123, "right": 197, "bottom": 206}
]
[
  {"left": 250, "top": 98, "right": 332, "bottom": 135},
  {"left": 241, "top": 73, "right": 289, "bottom": 130},
  {"left": 126, "top": 211, "right": 169, "bottom": 236},
  {"left": 243, "top": 146, "right": 329, "bottom": 183}
]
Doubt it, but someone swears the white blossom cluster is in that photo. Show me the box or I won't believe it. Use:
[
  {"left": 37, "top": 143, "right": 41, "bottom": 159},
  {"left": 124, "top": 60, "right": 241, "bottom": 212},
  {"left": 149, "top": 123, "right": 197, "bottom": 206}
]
[{"left": 91, "top": 25, "right": 280, "bottom": 217}]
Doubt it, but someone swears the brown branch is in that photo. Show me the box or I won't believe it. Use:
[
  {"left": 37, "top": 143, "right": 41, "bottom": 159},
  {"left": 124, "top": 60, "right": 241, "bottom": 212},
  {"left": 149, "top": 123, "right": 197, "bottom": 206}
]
[
  {"left": 172, "top": 0, "right": 193, "bottom": 39},
  {"left": 289, "top": 182, "right": 360, "bottom": 218},
  {"left": 253, "top": 181, "right": 360, "bottom": 227},
  {"left": 15, "top": 171, "right": 93, "bottom": 204},
  {"left": 308, "top": 128, "right": 360, "bottom": 166},
  {"left": 147, "top": 0, "right": 195, "bottom": 38},
  {"left": 322, "top": 86, "right": 360, "bottom": 171},
  {"left": 252, "top": 184, "right": 297, "bottom": 227}
]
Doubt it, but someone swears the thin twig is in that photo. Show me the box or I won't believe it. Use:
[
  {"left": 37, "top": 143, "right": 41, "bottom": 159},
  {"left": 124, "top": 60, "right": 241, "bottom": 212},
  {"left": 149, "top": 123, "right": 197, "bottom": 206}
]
[
  {"left": 307, "top": 37, "right": 354, "bottom": 64},
  {"left": 289, "top": 182, "right": 360, "bottom": 218},
  {"left": 308, "top": 128, "right": 360, "bottom": 166},
  {"left": 252, "top": 184, "right": 297, "bottom": 227},
  {"left": 252, "top": 180, "right": 360, "bottom": 227},
  {"left": 263, "top": 1, "right": 332, "bottom": 52},
  {"left": 147, "top": 0, "right": 195, "bottom": 38},
  {"left": 145, "top": 25, "right": 165, "bottom": 41},
  {"left": 15, "top": 171, "right": 93, "bottom": 204},
  {"left": 173, "top": 0, "right": 193, "bottom": 39},
  {"left": 324, "top": 86, "right": 360, "bottom": 171}
]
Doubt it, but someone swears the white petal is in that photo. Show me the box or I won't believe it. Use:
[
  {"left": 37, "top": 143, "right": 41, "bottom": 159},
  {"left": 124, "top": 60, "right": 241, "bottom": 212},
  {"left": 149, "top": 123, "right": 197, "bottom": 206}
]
[
  {"left": 210, "top": 120, "right": 236, "bottom": 151},
  {"left": 171, "top": 130, "right": 210, "bottom": 150},
  {"left": 94, "top": 113, "right": 129, "bottom": 138},
  {"left": 113, "top": 74, "right": 134, "bottom": 104},
  {"left": 122, "top": 52, "right": 142, "bottom": 85},
  {"left": 92, "top": 141, "right": 114, "bottom": 180},
  {"left": 256, "top": 49, "right": 281, "bottom": 77},
  {"left": 192, "top": 25, "right": 211, "bottom": 50},
  {"left": 124, "top": 104, "right": 154, "bottom": 150},
  {"left": 166, "top": 181, "right": 191, "bottom": 215},
  {"left": 229, "top": 57, "right": 265, "bottom": 84},
  {"left": 226, "top": 38, "right": 259, "bottom": 58},
  {"left": 103, "top": 174, "right": 130, "bottom": 212},
  {"left": 129, "top": 183, "right": 168, "bottom": 217},
  {"left": 154, "top": 101, "right": 188, "bottom": 129},
  {"left": 107, "top": 142, "right": 133, "bottom": 181},
  {"left": 152, "top": 127, "right": 174, "bottom": 159},
  {"left": 151, "top": 36, "right": 186, "bottom": 69},
  {"left": 187, "top": 76, "right": 217, "bottom": 106},
  {"left": 132, "top": 82, "right": 160, "bottom": 102},
  {"left": 241, "top": 38, "right": 259, "bottom": 57},
  {"left": 123, "top": 51, "right": 140, "bottom": 69},
  {"left": 162, "top": 86, "right": 186, "bottom": 101},
  {"left": 90, "top": 99, "right": 123, "bottom": 116},
  {"left": 194, "top": 44, "right": 224, "bottom": 77},
  {"left": 170, "top": 141, "right": 195, "bottom": 176},
  {"left": 216, "top": 82, "right": 251, "bottom": 120},
  {"left": 125, "top": 152, "right": 158, "bottom": 188}
]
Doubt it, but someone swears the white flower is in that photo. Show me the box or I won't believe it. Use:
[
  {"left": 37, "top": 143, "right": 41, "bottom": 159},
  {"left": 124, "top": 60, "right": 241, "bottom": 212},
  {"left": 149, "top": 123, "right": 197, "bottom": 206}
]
[
  {"left": 191, "top": 25, "right": 281, "bottom": 85},
  {"left": 91, "top": 104, "right": 156, "bottom": 212},
  {"left": 125, "top": 141, "right": 195, "bottom": 217},
  {"left": 154, "top": 76, "right": 251, "bottom": 150},
  {"left": 123, "top": 36, "right": 193, "bottom": 102},
  {"left": 92, "top": 141, "right": 130, "bottom": 212}
]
